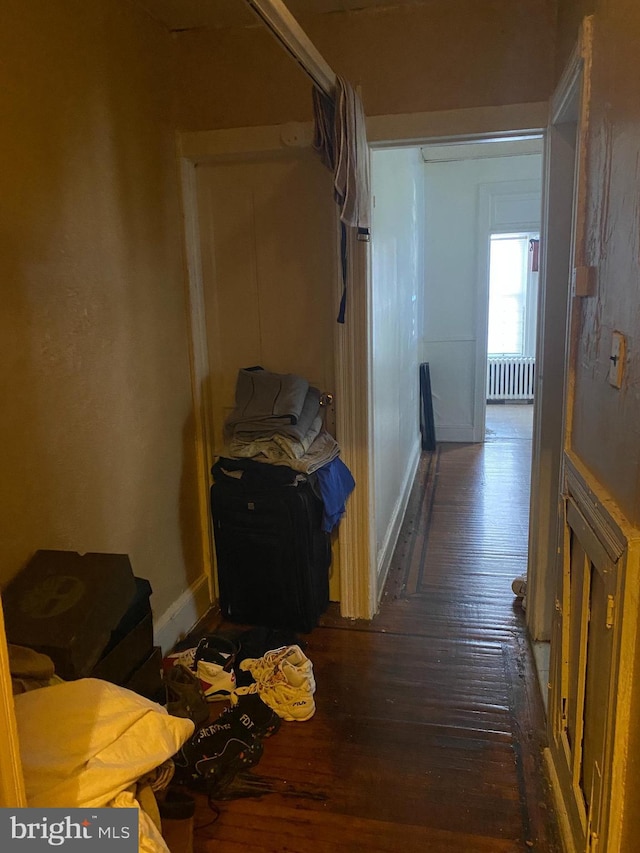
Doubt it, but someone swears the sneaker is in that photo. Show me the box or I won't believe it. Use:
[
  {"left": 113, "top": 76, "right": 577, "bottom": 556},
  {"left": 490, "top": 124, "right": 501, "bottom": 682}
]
[
  {"left": 172, "top": 703, "right": 267, "bottom": 797},
  {"left": 164, "top": 646, "right": 199, "bottom": 671},
  {"left": 207, "top": 692, "right": 281, "bottom": 741},
  {"left": 195, "top": 659, "right": 236, "bottom": 702},
  {"left": 164, "top": 663, "right": 210, "bottom": 727},
  {"left": 177, "top": 731, "right": 263, "bottom": 798},
  {"left": 234, "top": 660, "right": 316, "bottom": 722},
  {"left": 164, "top": 635, "right": 237, "bottom": 703},
  {"left": 240, "top": 645, "right": 316, "bottom": 693}
]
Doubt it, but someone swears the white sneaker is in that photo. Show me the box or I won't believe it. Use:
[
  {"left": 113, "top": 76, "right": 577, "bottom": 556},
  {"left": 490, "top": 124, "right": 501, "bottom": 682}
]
[
  {"left": 164, "top": 646, "right": 198, "bottom": 670},
  {"left": 240, "top": 645, "right": 316, "bottom": 693},
  {"left": 164, "top": 645, "right": 236, "bottom": 702},
  {"left": 233, "top": 660, "right": 316, "bottom": 722},
  {"left": 195, "top": 658, "right": 236, "bottom": 702}
]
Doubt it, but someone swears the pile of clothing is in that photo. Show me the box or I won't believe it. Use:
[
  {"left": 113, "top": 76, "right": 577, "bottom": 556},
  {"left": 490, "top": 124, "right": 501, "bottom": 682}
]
[{"left": 222, "top": 366, "right": 354, "bottom": 532}]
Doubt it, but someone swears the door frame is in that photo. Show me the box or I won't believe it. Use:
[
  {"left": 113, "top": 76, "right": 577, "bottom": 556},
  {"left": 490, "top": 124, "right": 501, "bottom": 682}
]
[
  {"left": 178, "top": 124, "right": 377, "bottom": 620},
  {"left": 178, "top": 101, "right": 548, "bottom": 623},
  {"left": 0, "top": 595, "right": 26, "bottom": 807},
  {"left": 526, "top": 16, "right": 594, "bottom": 642}
]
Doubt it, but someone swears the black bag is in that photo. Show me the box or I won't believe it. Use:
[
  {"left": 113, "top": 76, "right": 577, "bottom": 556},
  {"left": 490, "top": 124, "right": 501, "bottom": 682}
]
[{"left": 210, "top": 459, "right": 331, "bottom": 633}]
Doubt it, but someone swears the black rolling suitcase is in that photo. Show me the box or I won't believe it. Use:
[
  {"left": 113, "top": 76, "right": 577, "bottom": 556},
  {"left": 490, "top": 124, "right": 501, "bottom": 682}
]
[{"left": 210, "top": 459, "right": 331, "bottom": 632}]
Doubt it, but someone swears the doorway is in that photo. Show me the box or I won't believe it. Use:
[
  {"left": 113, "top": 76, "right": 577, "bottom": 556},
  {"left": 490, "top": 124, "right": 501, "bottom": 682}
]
[
  {"left": 485, "top": 229, "right": 539, "bottom": 444},
  {"left": 370, "top": 136, "right": 544, "bottom": 653},
  {"left": 416, "top": 138, "right": 543, "bottom": 444}
]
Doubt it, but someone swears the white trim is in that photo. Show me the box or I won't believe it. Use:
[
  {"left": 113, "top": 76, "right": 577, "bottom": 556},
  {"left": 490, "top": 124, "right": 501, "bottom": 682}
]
[
  {"left": 564, "top": 452, "right": 627, "bottom": 562},
  {"left": 179, "top": 122, "right": 314, "bottom": 161},
  {"left": 180, "top": 103, "right": 549, "bottom": 161},
  {"left": 334, "top": 231, "right": 377, "bottom": 619},
  {"left": 154, "top": 574, "right": 212, "bottom": 654},
  {"left": 244, "top": 0, "right": 336, "bottom": 97},
  {"left": 0, "top": 596, "right": 26, "bottom": 807},
  {"left": 376, "top": 439, "right": 421, "bottom": 595},
  {"left": 550, "top": 17, "right": 594, "bottom": 294},
  {"left": 367, "top": 102, "right": 548, "bottom": 147},
  {"left": 544, "top": 747, "right": 577, "bottom": 853},
  {"left": 178, "top": 155, "right": 217, "bottom": 604},
  {"left": 436, "top": 425, "right": 476, "bottom": 443},
  {"left": 526, "top": 129, "right": 574, "bottom": 642},
  {"left": 526, "top": 16, "right": 593, "bottom": 642},
  {"left": 421, "top": 138, "right": 543, "bottom": 163}
]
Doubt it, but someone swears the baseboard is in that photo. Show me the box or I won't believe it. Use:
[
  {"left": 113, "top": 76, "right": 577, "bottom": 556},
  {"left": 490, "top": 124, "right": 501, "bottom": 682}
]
[
  {"left": 154, "top": 574, "right": 212, "bottom": 654},
  {"left": 376, "top": 439, "right": 421, "bottom": 599},
  {"left": 543, "top": 747, "right": 577, "bottom": 853},
  {"left": 435, "top": 425, "right": 474, "bottom": 442}
]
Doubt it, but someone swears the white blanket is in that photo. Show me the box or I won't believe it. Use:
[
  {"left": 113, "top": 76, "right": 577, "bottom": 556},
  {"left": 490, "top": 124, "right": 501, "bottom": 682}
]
[{"left": 15, "top": 678, "right": 194, "bottom": 853}]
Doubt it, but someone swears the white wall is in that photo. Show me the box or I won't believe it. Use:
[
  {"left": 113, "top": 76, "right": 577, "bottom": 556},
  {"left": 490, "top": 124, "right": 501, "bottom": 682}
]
[
  {"left": 371, "top": 148, "right": 424, "bottom": 587},
  {"left": 422, "top": 146, "right": 543, "bottom": 442}
]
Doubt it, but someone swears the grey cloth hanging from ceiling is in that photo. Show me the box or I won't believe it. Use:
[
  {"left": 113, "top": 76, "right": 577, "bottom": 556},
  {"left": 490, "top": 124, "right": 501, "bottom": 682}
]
[
  {"left": 312, "top": 76, "right": 371, "bottom": 236},
  {"left": 313, "top": 76, "right": 371, "bottom": 323}
]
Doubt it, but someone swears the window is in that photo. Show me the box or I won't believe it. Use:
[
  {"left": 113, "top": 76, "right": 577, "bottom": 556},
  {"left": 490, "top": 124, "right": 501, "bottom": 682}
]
[{"left": 487, "top": 232, "right": 539, "bottom": 357}]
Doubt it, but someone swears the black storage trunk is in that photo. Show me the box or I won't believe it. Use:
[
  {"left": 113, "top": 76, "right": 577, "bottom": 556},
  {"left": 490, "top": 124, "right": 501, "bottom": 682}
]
[
  {"left": 2, "top": 550, "right": 137, "bottom": 680},
  {"left": 210, "top": 461, "right": 331, "bottom": 633},
  {"left": 123, "top": 645, "right": 163, "bottom": 702},
  {"left": 90, "top": 577, "right": 154, "bottom": 686}
]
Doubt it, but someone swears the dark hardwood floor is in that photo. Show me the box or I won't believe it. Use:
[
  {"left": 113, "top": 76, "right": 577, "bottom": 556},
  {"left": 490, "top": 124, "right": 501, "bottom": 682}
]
[{"left": 192, "top": 412, "right": 561, "bottom": 852}]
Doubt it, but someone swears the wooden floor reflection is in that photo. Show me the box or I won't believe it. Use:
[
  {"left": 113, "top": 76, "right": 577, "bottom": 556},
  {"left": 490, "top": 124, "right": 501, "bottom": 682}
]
[{"left": 194, "top": 427, "right": 561, "bottom": 852}]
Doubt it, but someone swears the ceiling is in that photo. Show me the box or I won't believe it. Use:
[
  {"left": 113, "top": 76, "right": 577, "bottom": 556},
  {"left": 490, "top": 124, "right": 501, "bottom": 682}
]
[{"left": 134, "top": 0, "right": 426, "bottom": 31}]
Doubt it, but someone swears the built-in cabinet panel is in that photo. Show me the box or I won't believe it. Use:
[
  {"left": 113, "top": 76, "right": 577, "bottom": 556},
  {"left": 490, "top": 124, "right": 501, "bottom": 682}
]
[{"left": 547, "top": 453, "right": 640, "bottom": 853}]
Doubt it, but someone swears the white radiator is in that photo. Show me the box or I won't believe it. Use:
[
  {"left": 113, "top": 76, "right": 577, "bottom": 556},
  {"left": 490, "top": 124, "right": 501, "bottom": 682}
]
[{"left": 487, "top": 357, "right": 535, "bottom": 401}]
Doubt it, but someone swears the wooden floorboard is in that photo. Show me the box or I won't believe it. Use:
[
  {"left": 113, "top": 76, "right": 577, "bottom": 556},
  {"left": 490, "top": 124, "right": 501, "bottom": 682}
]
[{"left": 190, "top": 422, "right": 561, "bottom": 852}]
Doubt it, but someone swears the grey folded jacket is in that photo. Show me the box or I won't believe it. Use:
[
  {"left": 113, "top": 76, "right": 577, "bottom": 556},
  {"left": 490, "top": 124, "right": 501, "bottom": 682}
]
[
  {"left": 226, "top": 368, "right": 309, "bottom": 427},
  {"left": 229, "top": 413, "right": 324, "bottom": 461},
  {"left": 233, "top": 386, "right": 321, "bottom": 443},
  {"left": 226, "top": 428, "right": 340, "bottom": 475}
]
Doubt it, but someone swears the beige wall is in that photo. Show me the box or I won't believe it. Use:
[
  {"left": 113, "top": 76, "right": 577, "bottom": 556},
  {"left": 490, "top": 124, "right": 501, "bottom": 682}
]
[
  {"left": 173, "top": 0, "right": 557, "bottom": 131},
  {"left": 0, "top": 0, "right": 202, "bottom": 620},
  {"left": 555, "top": 0, "right": 640, "bottom": 527}
]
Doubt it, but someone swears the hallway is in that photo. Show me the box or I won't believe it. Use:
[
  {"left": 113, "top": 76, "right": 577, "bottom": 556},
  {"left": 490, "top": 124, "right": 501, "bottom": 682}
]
[{"left": 195, "top": 408, "right": 560, "bottom": 852}]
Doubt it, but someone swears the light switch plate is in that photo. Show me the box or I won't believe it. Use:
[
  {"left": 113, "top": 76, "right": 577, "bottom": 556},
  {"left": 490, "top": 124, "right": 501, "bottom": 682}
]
[{"left": 609, "top": 331, "right": 625, "bottom": 388}]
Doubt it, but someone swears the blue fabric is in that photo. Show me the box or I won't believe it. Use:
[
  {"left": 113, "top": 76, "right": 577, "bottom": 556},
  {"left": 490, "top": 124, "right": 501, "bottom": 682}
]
[{"left": 314, "top": 456, "right": 355, "bottom": 533}]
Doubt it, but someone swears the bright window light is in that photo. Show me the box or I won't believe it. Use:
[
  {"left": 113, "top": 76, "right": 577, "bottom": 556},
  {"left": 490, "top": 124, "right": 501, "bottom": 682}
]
[{"left": 487, "top": 233, "right": 538, "bottom": 357}]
